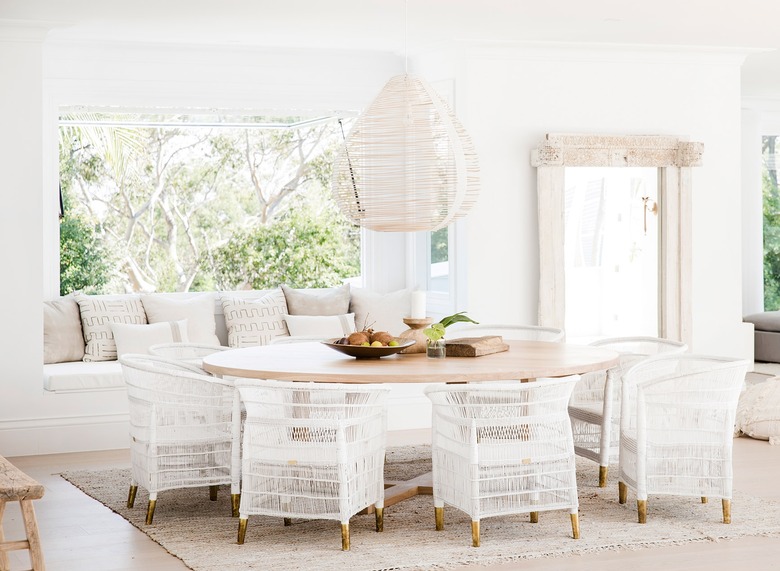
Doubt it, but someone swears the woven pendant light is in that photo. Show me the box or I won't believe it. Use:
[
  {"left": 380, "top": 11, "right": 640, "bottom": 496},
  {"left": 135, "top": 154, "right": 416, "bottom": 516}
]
[{"left": 331, "top": 73, "right": 480, "bottom": 232}]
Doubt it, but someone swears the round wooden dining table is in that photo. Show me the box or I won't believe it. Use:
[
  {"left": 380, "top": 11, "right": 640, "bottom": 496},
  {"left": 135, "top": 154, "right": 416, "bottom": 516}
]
[
  {"left": 202, "top": 339, "right": 619, "bottom": 508},
  {"left": 202, "top": 339, "right": 619, "bottom": 383}
]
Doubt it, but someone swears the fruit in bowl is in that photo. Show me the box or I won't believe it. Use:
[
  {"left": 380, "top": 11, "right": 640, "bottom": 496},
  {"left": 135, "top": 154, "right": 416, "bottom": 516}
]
[{"left": 335, "top": 328, "right": 398, "bottom": 347}]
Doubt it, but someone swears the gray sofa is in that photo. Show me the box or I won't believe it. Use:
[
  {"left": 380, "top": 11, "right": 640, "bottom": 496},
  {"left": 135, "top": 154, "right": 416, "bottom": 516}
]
[{"left": 743, "top": 311, "right": 780, "bottom": 363}]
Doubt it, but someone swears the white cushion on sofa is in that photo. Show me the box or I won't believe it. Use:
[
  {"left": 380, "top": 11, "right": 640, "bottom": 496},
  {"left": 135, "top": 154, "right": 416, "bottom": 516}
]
[
  {"left": 43, "top": 361, "right": 125, "bottom": 392},
  {"left": 349, "top": 287, "right": 411, "bottom": 336},
  {"left": 284, "top": 313, "right": 355, "bottom": 338},
  {"left": 44, "top": 296, "right": 85, "bottom": 364},
  {"left": 111, "top": 319, "right": 188, "bottom": 357},
  {"left": 141, "top": 293, "right": 220, "bottom": 345},
  {"left": 281, "top": 284, "right": 350, "bottom": 315}
]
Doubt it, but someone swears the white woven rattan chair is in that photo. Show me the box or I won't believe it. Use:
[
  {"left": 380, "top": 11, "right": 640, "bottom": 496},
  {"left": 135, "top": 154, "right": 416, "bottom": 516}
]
[
  {"left": 617, "top": 354, "right": 750, "bottom": 524},
  {"left": 119, "top": 354, "right": 242, "bottom": 524},
  {"left": 147, "top": 342, "right": 228, "bottom": 368},
  {"left": 425, "top": 376, "right": 581, "bottom": 547},
  {"left": 235, "top": 379, "right": 391, "bottom": 551},
  {"left": 448, "top": 323, "right": 565, "bottom": 342},
  {"left": 568, "top": 336, "right": 688, "bottom": 487}
]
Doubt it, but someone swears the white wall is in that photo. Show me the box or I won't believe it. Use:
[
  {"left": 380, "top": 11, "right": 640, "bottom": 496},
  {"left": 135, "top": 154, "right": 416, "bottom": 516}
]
[{"left": 420, "top": 43, "right": 753, "bottom": 358}]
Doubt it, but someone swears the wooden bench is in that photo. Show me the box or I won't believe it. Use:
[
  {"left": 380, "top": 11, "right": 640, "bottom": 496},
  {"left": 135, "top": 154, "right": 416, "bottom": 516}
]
[{"left": 0, "top": 456, "right": 45, "bottom": 571}]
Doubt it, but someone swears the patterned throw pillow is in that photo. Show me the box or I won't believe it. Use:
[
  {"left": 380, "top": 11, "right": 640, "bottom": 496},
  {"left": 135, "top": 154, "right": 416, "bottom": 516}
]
[
  {"left": 75, "top": 294, "right": 148, "bottom": 362},
  {"left": 220, "top": 289, "right": 289, "bottom": 348}
]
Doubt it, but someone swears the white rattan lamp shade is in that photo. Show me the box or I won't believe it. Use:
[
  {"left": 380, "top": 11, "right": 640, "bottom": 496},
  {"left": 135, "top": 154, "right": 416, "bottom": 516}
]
[{"left": 332, "top": 74, "right": 480, "bottom": 232}]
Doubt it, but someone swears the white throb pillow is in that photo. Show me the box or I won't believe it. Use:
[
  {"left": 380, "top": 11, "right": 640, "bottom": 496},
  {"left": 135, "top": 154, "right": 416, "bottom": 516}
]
[
  {"left": 284, "top": 314, "right": 356, "bottom": 338},
  {"left": 111, "top": 320, "right": 189, "bottom": 358},
  {"left": 220, "top": 289, "right": 289, "bottom": 348},
  {"left": 141, "top": 294, "right": 220, "bottom": 346},
  {"left": 281, "top": 284, "right": 351, "bottom": 316},
  {"left": 348, "top": 287, "right": 411, "bottom": 336}
]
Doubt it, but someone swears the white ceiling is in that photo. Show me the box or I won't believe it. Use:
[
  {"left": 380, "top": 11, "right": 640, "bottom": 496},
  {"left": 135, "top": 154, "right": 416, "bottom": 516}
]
[{"left": 4, "top": 0, "right": 780, "bottom": 96}]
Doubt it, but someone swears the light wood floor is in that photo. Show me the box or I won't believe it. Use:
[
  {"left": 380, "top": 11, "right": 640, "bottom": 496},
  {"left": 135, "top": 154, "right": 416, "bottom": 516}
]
[{"left": 3, "top": 432, "right": 780, "bottom": 570}]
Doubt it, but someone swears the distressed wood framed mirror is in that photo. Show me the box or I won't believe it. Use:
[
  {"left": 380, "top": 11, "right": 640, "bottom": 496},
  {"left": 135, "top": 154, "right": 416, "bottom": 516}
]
[{"left": 531, "top": 134, "right": 703, "bottom": 344}]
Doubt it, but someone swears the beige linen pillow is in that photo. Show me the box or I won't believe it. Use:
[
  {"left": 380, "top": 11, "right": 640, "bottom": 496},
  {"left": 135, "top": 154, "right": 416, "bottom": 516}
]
[
  {"left": 111, "top": 319, "right": 189, "bottom": 358},
  {"left": 75, "top": 293, "right": 147, "bottom": 362},
  {"left": 141, "top": 294, "right": 220, "bottom": 346},
  {"left": 349, "top": 287, "right": 411, "bottom": 336},
  {"left": 43, "top": 297, "right": 86, "bottom": 364},
  {"left": 284, "top": 314, "right": 356, "bottom": 338},
  {"left": 220, "top": 289, "right": 289, "bottom": 348},
  {"left": 281, "top": 284, "right": 350, "bottom": 316}
]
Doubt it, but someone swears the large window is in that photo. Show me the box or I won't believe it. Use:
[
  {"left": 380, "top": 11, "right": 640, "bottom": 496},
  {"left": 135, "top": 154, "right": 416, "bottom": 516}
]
[
  {"left": 764, "top": 135, "right": 780, "bottom": 309},
  {"left": 58, "top": 112, "right": 360, "bottom": 295}
]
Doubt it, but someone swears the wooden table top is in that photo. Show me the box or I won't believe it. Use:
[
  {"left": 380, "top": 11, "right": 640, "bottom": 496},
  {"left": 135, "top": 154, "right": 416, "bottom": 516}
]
[{"left": 202, "top": 340, "right": 619, "bottom": 384}]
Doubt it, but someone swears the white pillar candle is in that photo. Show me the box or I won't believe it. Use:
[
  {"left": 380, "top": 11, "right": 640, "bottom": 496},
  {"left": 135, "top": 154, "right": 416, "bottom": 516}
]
[{"left": 410, "top": 290, "right": 427, "bottom": 319}]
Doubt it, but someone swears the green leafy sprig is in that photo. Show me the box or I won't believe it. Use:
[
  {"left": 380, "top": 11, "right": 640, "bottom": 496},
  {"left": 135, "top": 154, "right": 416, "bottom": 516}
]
[{"left": 423, "top": 311, "right": 479, "bottom": 342}]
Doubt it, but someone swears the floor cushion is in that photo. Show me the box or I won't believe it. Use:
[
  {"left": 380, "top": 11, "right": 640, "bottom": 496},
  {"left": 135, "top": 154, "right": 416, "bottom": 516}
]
[{"left": 735, "top": 377, "right": 780, "bottom": 445}]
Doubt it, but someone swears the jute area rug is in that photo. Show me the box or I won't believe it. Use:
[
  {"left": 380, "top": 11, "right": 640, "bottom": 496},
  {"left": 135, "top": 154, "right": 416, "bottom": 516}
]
[{"left": 61, "top": 446, "right": 780, "bottom": 571}]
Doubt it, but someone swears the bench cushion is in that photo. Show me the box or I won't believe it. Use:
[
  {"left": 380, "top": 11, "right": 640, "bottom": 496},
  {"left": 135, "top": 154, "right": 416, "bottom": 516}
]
[{"left": 43, "top": 361, "right": 124, "bottom": 392}]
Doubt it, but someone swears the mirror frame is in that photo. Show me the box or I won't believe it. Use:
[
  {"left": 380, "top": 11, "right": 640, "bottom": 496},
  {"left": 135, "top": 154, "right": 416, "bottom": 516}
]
[{"left": 531, "top": 133, "right": 703, "bottom": 344}]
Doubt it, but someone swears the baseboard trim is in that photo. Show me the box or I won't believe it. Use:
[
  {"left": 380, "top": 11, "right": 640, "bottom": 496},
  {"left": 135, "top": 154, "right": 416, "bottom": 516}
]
[
  {"left": 0, "top": 412, "right": 130, "bottom": 457},
  {"left": 1, "top": 394, "right": 432, "bottom": 456}
]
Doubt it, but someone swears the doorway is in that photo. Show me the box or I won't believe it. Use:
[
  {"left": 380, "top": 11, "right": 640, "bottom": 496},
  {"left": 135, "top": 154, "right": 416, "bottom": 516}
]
[{"left": 563, "top": 167, "right": 658, "bottom": 343}]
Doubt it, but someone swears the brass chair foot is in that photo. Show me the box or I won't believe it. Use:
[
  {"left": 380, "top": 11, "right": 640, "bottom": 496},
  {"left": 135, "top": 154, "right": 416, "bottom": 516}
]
[
  {"left": 231, "top": 494, "right": 240, "bottom": 517},
  {"left": 701, "top": 496, "right": 708, "bottom": 504},
  {"left": 637, "top": 499, "right": 647, "bottom": 524},
  {"left": 237, "top": 517, "right": 248, "bottom": 544},
  {"left": 618, "top": 481, "right": 627, "bottom": 504},
  {"left": 471, "top": 520, "right": 480, "bottom": 547},
  {"left": 127, "top": 485, "right": 137, "bottom": 508},
  {"left": 571, "top": 512, "right": 580, "bottom": 539},
  {"left": 723, "top": 499, "right": 732, "bottom": 524},
  {"left": 145, "top": 499, "right": 157, "bottom": 525},
  {"left": 598, "top": 466, "right": 608, "bottom": 488},
  {"left": 209, "top": 485, "right": 219, "bottom": 501},
  {"left": 341, "top": 523, "right": 350, "bottom": 551},
  {"left": 283, "top": 517, "right": 292, "bottom": 526},
  {"left": 530, "top": 511, "right": 539, "bottom": 523},
  {"left": 375, "top": 507, "right": 384, "bottom": 532},
  {"left": 435, "top": 506, "right": 444, "bottom": 531}
]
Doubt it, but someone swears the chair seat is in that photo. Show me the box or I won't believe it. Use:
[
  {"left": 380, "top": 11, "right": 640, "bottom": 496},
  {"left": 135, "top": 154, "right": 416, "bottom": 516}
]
[{"left": 568, "top": 403, "right": 603, "bottom": 425}]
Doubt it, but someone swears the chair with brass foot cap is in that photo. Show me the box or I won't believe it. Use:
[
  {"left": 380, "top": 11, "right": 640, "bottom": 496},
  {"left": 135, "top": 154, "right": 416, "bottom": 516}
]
[
  {"left": 235, "top": 379, "right": 390, "bottom": 550},
  {"left": 120, "top": 354, "right": 242, "bottom": 524},
  {"left": 425, "top": 376, "right": 581, "bottom": 547},
  {"left": 617, "top": 354, "right": 749, "bottom": 524},
  {"left": 568, "top": 337, "right": 688, "bottom": 488}
]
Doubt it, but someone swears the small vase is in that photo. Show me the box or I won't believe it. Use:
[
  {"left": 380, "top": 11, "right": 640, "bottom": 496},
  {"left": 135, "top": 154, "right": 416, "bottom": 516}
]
[{"left": 426, "top": 338, "right": 446, "bottom": 359}]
